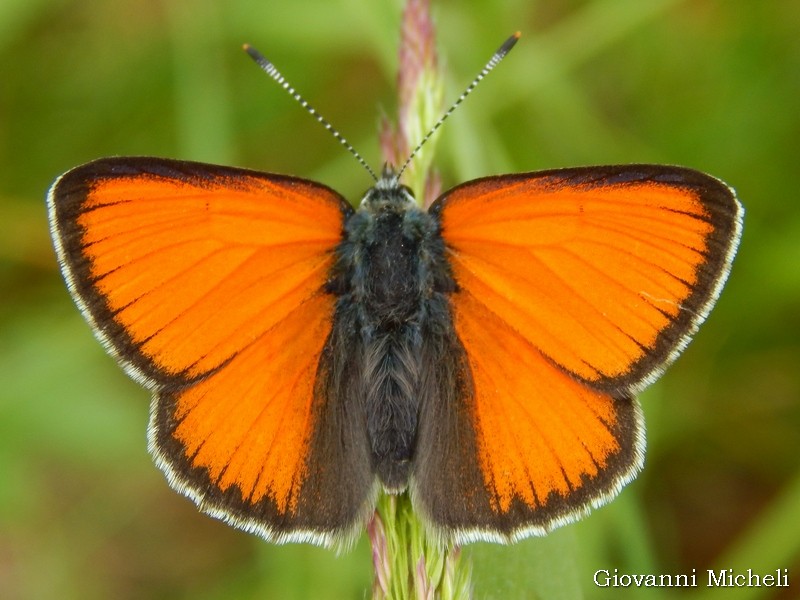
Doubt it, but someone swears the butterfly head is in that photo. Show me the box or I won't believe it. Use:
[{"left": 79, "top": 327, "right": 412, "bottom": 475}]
[{"left": 359, "top": 164, "right": 416, "bottom": 212}]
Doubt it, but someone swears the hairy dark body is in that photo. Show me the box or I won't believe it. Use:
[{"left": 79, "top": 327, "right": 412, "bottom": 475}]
[{"left": 325, "top": 178, "right": 458, "bottom": 490}]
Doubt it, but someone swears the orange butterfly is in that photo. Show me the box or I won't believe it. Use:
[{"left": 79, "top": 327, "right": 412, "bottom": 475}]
[{"left": 47, "top": 35, "right": 742, "bottom": 547}]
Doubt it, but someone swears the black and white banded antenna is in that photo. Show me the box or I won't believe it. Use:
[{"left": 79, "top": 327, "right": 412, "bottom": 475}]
[
  {"left": 244, "top": 32, "right": 520, "bottom": 184},
  {"left": 396, "top": 31, "right": 521, "bottom": 180},
  {"left": 243, "top": 43, "right": 379, "bottom": 182}
]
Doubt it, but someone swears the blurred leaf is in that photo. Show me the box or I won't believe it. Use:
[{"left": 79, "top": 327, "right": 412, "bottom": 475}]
[{"left": 469, "top": 528, "right": 583, "bottom": 600}]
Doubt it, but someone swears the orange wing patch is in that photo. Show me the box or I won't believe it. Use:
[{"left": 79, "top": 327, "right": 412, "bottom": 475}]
[
  {"left": 436, "top": 167, "right": 741, "bottom": 389},
  {"left": 169, "top": 292, "right": 332, "bottom": 514},
  {"left": 453, "top": 290, "right": 638, "bottom": 516},
  {"left": 72, "top": 167, "right": 344, "bottom": 379}
]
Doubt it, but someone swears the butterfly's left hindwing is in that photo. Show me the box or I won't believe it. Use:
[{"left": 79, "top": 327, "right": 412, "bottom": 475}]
[
  {"left": 47, "top": 157, "right": 376, "bottom": 547},
  {"left": 411, "top": 289, "right": 644, "bottom": 542}
]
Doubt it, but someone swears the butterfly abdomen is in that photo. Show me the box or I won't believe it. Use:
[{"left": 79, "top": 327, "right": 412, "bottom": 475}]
[{"left": 327, "top": 185, "right": 456, "bottom": 491}]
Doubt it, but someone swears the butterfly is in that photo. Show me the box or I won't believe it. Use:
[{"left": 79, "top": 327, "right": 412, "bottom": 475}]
[{"left": 46, "top": 35, "right": 743, "bottom": 548}]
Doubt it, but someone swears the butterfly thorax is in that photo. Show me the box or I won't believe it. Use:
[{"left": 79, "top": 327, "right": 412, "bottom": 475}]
[{"left": 326, "top": 174, "right": 456, "bottom": 491}]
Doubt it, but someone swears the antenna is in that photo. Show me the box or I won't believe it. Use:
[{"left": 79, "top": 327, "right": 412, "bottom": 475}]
[
  {"left": 397, "top": 31, "right": 521, "bottom": 179},
  {"left": 244, "top": 44, "right": 379, "bottom": 182}
]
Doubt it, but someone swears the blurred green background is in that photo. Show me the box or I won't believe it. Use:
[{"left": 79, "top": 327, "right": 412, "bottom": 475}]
[{"left": 2, "top": 0, "right": 799, "bottom": 598}]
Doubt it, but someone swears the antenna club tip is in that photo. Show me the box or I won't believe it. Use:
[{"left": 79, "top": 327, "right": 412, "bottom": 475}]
[
  {"left": 243, "top": 44, "right": 267, "bottom": 66},
  {"left": 498, "top": 31, "right": 521, "bottom": 55}
]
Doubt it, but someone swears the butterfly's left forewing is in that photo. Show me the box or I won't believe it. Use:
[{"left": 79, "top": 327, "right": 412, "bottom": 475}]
[
  {"left": 48, "top": 158, "right": 376, "bottom": 547},
  {"left": 413, "top": 165, "right": 742, "bottom": 542}
]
